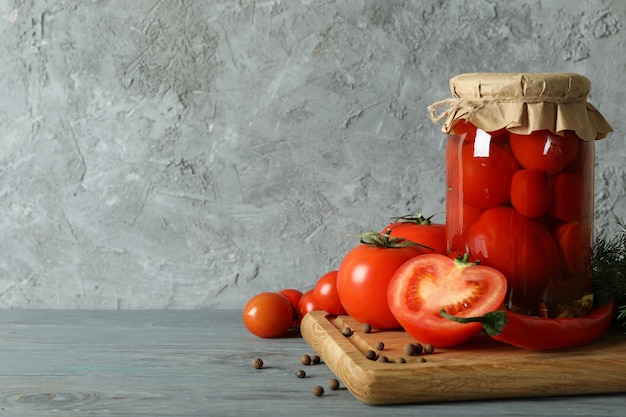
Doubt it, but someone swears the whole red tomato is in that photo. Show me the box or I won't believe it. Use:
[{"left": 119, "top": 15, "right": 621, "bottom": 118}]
[
  {"left": 242, "top": 292, "right": 296, "bottom": 338},
  {"left": 460, "top": 131, "right": 521, "bottom": 208},
  {"left": 509, "top": 130, "right": 580, "bottom": 175},
  {"left": 382, "top": 214, "right": 446, "bottom": 255},
  {"left": 446, "top": 190, "right": 485, "bottom": 255},
  {"left": 549, "top": 172, "right": 593, "bottom": 222},
  {"left": 510, "top": 169, "right": 551, "bottom": 218},
  {"left": 279, "top": 288, "right": 303, "bottom": 327},
  {"left": 566, "top": 140, "right": 594, "bottom": 174},
  {"left": 388, "top": 254, "right": 507, "bottom": 347},
  {"left": 555, "top": 221, "right": 593, "bottom": 279},
  {"left": 336, "top": 233, "right": 425, "bottom": 330},
  {"left": 450, "top": 119, "right": 478, "bottom": 137},
  {"left": 298, "top": 289, "right": 322, "bottom": 319},
  {"left": 467, "top": 206, "right": 560, "bottom": 293},
  {"left": 313, "top": 270, "right": 346, "bottom": 315}
]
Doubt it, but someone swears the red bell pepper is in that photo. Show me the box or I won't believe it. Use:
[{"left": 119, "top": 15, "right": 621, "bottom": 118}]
[{"left": 441, "top": 301, "right": 616, "bottom": 350}]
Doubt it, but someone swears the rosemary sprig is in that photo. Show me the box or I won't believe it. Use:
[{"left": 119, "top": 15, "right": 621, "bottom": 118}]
[{"left": 593, "top": 216, "right": 626, "bottom": 326}]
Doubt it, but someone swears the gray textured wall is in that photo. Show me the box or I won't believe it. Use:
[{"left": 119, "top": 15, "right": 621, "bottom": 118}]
[{"left": 0, "top": 0, "right": 624, "bottom": 309}]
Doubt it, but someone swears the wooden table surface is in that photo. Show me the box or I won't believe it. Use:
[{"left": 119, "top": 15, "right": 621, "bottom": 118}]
[{"left": 0, "top": 309, "right": 624, "bottom": 416}]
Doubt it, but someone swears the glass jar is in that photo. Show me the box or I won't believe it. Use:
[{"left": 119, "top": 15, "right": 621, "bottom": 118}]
[{"left": 429, "top": 73, "right": 612, "bottom": 318}]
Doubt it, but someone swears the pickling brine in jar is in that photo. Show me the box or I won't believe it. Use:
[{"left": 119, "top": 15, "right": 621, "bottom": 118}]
[{"left": 429, "top": 73, "right": 613, "bottom": 318}]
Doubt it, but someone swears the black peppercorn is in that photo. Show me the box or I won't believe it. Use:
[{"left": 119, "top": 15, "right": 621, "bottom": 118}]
[
  {"left": 365, "top": 349, "right": 378, "bottom": 361},
  {"left": 312, "top": 385, "right": 324, "bottom": 397},
  {"left": 403, "top": 343, "right": 416, "bottom": 356},
  {"left": 328, "top": 378, "right": 340, "bottom": 390},
  {"left": 252, "top": 357, "right": 263, "bottom": 369},
  {"left": 295, "top": 369, "right": 306, "bottom": 378}
]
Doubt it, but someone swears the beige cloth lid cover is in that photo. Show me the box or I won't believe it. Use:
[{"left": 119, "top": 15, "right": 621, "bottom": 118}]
[{"left": 428, "top": 72, "right": 613, "bottom": 141}]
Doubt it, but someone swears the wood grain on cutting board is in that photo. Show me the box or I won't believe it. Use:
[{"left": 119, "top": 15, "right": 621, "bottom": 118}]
[{"left": 301, "top": 311, "right": 626, "bottom": 405}]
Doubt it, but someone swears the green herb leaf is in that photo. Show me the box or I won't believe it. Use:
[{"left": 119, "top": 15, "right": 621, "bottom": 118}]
[{"left": 593, "top": 216, "right": 626, "bottom": 327}]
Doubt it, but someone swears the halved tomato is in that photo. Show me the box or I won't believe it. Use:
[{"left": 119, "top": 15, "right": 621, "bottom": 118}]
[{"left": 387, "top": 254, "right": 507, "bottom": 347}]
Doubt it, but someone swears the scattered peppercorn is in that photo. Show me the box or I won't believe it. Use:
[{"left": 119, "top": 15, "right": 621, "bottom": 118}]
[
  {"left": 311, "top": 355, "right": 321, "bottom": 365},
  {"left": 395, "top": 357, "right": 406, "bottom": 364},
  {"left": 424, "top": 343, "right": 435, "bottom": 354},
  {"left": 295, "top": 369, "right": 306, "bottom": 378},
  {"left": 252, "top": 357, "right": 264, "bottom": 369},
  {"left": 361, "top": 323, "right": 372, "bottom": 333},
  {"left": 420, "top": 357, "right": 427, "bottom": 363},
  {"left": 301, "top": 354, "right": 312, "bottom": 365},
  {"left": 365, "top": 349, "right": 378, "bottom": 361},
  {"left": 328, "top": 378, "right": 340, "bottom": 390},
  {"left": 312, "top": 385, "right": 325, "bottom": 397},
  {"left": 403, "top": 343, "right": 417, "bottom": 356},
  {"left": 377, "top": 355, "right": 389, "bottom": 363},
  {"left": 341, "top": 326, "right": 353, "bottom": 337},
  {"left": 413, "top": 342, "right": 424, "bottom": 354},
  {"left": 375, "top": 341, "right": 385, "bottom": 351}
]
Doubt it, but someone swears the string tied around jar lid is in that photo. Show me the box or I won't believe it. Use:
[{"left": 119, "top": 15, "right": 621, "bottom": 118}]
[{"left": 428, "top": 94, "right": 588, "bottom": 125}]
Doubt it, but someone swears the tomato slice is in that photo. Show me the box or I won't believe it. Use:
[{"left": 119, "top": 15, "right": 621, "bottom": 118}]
[{"left": 387, "top": 254, "right": 507, "bottom": 347}]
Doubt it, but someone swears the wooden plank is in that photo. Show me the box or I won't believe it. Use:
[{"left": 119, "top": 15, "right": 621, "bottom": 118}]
[
  {"left": 300, "top": 310, "right": 626, "bottom": 405},
  {"left": 0, "top": 310, "right": 624, "bottom": 416}
]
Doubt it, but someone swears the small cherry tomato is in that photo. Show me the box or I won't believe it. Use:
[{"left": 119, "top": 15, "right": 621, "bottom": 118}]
[
  {"left": 510, "top": 169, "right": 551, "bottom": 218},
  {"left": 313, "top": 270, "right": 346, "bottom": 315},
  {"left": 509, "top": 130, "right": 580, "bottom": 175},
  {"left": 382, "top": 214, "right": 447, "bottom": 255},
  {"left": 467, "top": 206, "right": 560, "bottom": 293},
  {"left": 242, "top": 292, "right": 295, "bottom": 338},
  {"left": 388, "top": 254, "right": 507, "bottom": 347},
  {"left": 298, "top": 289, "right": 322, "bottom": 318},
  {"left": 279, "top": 288, "right": 303, "bottom": 327}
]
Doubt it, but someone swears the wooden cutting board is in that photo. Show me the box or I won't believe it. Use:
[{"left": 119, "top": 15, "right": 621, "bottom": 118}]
[{"left": 300, "top": 310, "right": 626, "bottom": 405}]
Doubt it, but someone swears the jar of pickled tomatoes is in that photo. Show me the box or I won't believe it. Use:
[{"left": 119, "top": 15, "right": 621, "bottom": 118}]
[{"left": 429, "top": 73, "right": 612, "bottom": 318}]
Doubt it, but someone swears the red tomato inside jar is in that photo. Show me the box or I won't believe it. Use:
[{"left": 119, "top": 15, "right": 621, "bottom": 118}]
[{"left": 432, "top": 73, "right": 612, "bottom": 318}]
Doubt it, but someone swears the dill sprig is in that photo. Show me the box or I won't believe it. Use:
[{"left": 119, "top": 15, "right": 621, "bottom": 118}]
[{"left": 593, "top": 216, "right": 626, "bottom": 325}]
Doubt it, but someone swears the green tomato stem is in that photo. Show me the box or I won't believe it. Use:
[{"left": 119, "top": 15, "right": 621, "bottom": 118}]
[
  {"left": 439, "top": 309, "right": 507, "bottom": 336},
  {"left": 357, "top": 230, "right": 434, "bottom": 251}
]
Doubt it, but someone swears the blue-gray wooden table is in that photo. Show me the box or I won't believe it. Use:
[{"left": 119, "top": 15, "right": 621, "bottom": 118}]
[{"left": 0, "top": 309, "right": 623, "bottom": 416}]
